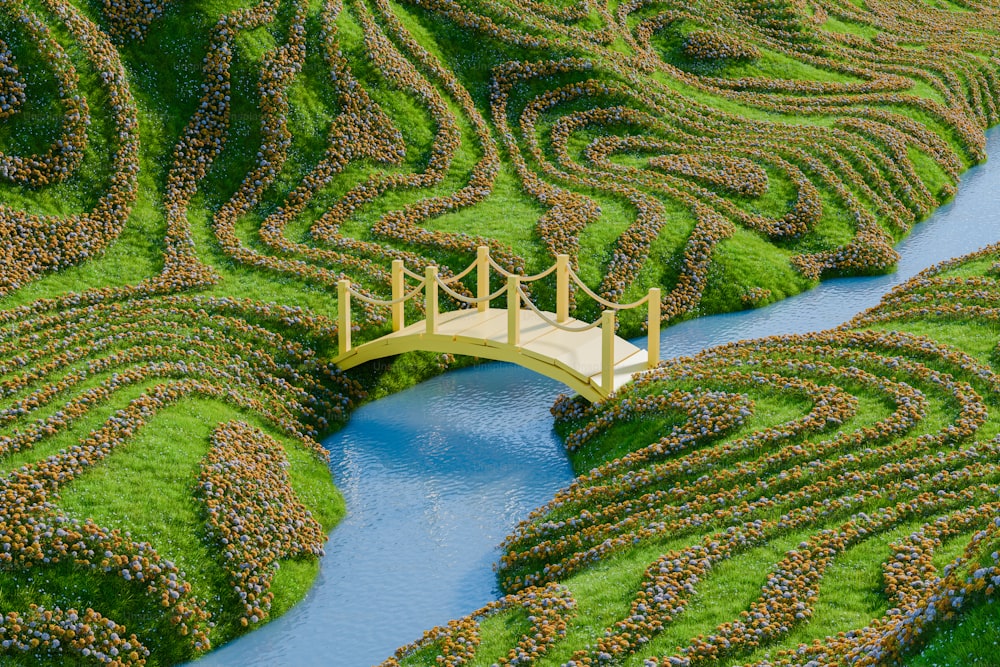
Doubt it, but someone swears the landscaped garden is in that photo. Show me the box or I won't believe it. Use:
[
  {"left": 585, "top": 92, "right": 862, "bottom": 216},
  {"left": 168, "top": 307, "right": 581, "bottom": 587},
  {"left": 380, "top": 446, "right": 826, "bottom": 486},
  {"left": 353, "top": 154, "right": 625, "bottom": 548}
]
[{"left": 2, "top": 0, "right": 1000, "bottom": 663}]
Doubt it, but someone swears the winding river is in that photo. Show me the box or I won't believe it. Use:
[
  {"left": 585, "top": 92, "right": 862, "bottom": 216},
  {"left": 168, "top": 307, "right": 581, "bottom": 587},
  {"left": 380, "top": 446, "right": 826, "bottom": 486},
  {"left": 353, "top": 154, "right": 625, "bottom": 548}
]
[{"left": 193, "top": 128, "right": 1000, "bottom": 667}]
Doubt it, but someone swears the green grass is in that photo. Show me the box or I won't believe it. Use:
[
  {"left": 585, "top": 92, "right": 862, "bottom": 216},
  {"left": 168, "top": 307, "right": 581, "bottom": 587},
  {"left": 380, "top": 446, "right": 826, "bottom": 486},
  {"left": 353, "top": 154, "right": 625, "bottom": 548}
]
[
  {"left": 56, "top": 399, "right": 344, "bottom": 651},
  {"left": 2, "top": 0, "right": 1000, "bottom": 663}
]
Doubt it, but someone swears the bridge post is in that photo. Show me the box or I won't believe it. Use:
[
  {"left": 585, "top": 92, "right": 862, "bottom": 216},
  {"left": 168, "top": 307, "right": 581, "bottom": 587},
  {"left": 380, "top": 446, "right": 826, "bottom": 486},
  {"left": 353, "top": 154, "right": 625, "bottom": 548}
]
[
  {"left": 602, "top": 309, "right": 615, "bottom": 395},
  {"left": 477, "top": 246, "right": 490, "bottom": 313},
  {"left": 556, "top": 254, "right": 569, "bottom": 323},
  {"left": 647, "top": 287, "right": 660, "bottom": 369},
  {"left": 338, "top": 279, "right": 352, "bottom": 355},
  {"left": 425, "top": 266, "right": 439, "bottom": 335},
  {"left": 507, "top": 275, "right": 520, "bottom": 346},
  {"left": 391, "top": 259, "right": 405, "bottom": 332}
]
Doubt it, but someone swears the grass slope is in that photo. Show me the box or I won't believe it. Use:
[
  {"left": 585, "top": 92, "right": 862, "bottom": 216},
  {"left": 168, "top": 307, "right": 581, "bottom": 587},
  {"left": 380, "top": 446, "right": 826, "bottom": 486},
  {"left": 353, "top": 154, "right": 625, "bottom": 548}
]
[{"left": 1, "top": 0, "right": 1000, "bottom": 664}]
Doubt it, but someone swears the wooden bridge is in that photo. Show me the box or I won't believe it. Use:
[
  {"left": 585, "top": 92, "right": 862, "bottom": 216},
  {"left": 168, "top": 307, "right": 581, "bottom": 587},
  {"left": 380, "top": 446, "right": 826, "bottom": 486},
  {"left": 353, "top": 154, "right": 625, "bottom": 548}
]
[{"left": 333, "top": 247, "right": 661, "bottom": 402}]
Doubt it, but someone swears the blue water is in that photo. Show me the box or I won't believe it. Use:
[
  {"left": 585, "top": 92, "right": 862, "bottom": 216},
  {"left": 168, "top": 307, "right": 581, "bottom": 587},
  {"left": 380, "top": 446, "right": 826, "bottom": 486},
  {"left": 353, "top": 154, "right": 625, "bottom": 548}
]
[{"left": 193, "top": 129, "right": 1000, "bottom": 667}]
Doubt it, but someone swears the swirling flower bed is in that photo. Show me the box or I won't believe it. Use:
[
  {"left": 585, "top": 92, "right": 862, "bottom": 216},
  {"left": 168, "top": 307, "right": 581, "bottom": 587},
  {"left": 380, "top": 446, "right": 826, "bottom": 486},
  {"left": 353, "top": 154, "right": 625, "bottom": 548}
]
[
  {"left": 197, "top": 421, "right": 327, "bottom": 627},
  {"left": 0, "top": 290, "right": 358, "bottom": 659},
  {"left": 3, "top": 0, "right": 1000, "bottom": 663}
]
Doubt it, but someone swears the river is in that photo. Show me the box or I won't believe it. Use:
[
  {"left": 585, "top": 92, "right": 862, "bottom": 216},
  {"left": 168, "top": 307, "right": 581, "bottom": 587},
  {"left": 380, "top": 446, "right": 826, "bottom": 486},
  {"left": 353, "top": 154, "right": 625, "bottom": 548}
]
[{"left": 193, "top": 128, "right": 1000, "bottom": 666}]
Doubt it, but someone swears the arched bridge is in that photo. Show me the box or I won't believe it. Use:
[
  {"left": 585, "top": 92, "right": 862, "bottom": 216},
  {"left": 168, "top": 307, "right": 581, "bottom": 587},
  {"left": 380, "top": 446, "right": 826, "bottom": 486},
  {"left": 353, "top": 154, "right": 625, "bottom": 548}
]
[{"left": 333, "top": 247, "right": 661, "bottom": 402}]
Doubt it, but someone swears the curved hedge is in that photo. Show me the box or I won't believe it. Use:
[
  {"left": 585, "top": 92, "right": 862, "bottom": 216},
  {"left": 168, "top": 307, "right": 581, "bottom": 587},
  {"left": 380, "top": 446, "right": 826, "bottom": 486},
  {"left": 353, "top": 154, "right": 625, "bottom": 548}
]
[{"left": 2, "top": 0, "right": 1000, "bottom": 663}]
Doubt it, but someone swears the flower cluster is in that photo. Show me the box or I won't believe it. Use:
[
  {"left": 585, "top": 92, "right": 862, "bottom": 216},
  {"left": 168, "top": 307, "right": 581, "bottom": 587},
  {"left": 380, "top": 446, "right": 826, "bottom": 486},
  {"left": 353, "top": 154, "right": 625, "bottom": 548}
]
[
  {"left": 0, "top": 3, "right": 87, "bottom": 187},
  {"left": 681, "top": 29, "right": 761, "bottom": 63},
  {"left": 562, "top": 389, "right": 753, "bottom": 452},
  {"left": 740, "top": 286, "right": 771, "bottom": 306},
  {"left": 649, "top": 154, "right": 769, "bottom": 198},
  {"left": 101, "top": 0, "right": 170, "bottom": 41},
  {"left": 0, "top": 40, "right": 26, "bottom": 120},
  {"left": 793, "top": 219, "right": 899, "bottom": 280},
  {"left": 732, "top": 0, "right": 811, "bottom": 40},
  {"left": 551, "top": 393, "right": 598, "bottom": 424},
  {"left": 0, "top": 605, "right": 150, "bottom": 665},
  {"left": 435, "top": 353, "right": 456, "bottom": 371},
  {"left": 197, "top": 421, "right": 327, "bottom": 626},
  {"left": 381, "top": 583, "right": 576, "bottom": 666},
  {"left": 1, "top": 0, "right": 139, "bottom": 296},
  {"left": 511, "top": 0, "right": 591, "bottom": 23}
]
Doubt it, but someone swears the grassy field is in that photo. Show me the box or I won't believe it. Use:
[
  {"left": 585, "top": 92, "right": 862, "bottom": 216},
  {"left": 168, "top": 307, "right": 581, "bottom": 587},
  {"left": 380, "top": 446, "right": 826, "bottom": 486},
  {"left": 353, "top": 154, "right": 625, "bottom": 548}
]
[{"left": 1, "top": 0, "right": 1000, "bottom": 663}]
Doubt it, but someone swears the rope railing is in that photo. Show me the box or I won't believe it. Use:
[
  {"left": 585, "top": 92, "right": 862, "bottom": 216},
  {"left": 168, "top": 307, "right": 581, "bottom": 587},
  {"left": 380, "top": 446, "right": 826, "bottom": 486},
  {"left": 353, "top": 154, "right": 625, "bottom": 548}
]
[
  {"left": 400, "top": 265, "right": 425, "bottom": 281},
  {"left": 516, "top": 284, "right": 603, "bottom": 334},
  {"left": 336, "top": 246, "right": 662, "bottom": 393},
  {"left": 567, "top": 265, "right": 651, "bottom": 311},
  {"left": 487, "top": 254, "right": 557, "bottom": 283},
  {"left": 436, "top": 275, "right": 507, "bottom": 305},
  {"left": 344, "top": 280, "right": 425, "bottom": 307},
  {"left": 439, "top": 260, "right": 478, "bottom": 285}
]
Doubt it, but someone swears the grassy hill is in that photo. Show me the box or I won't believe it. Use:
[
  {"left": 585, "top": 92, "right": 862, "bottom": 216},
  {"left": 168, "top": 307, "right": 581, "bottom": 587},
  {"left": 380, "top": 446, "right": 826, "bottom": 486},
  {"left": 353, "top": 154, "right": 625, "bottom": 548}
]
[{"left": 1, "top": 0, "right": 1000, "bottom": 663}]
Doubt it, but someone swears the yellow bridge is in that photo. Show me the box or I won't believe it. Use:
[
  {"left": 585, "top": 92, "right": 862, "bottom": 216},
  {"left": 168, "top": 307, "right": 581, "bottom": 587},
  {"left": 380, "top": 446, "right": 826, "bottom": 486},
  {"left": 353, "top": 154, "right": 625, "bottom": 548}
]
[{"left": 333, "top": 247, "right": 661, "bottom": 402}]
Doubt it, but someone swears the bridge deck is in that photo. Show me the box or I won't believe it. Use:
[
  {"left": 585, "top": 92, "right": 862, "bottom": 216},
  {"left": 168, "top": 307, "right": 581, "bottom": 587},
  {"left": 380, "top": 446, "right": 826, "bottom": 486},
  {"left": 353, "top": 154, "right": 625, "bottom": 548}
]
[{"left": 334, "top": 308, "right": 649, "bottom": 401}]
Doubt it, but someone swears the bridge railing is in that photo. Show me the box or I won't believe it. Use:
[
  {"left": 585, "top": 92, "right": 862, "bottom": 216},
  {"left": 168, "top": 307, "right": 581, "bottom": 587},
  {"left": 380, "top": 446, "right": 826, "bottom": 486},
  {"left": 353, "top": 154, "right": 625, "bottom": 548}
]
[{"left": 337, "top": 247, "right": 661, "bottom": 393}]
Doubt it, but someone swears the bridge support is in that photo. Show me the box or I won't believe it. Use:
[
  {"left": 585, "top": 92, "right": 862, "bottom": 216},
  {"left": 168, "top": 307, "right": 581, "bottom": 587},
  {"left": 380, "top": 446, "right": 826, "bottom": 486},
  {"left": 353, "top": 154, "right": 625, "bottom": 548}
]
[
  {"left": 425, "top": 266, "right": 438, "bottom": 334},
  {"left": 507, "top": 275, "right": 520, "bottom": 346},
  {"left": 338, "top": 279, "right": 351, "bottom": 354},
  {"left": 647, "top": 287, "right": 660, "bottom": 369},
  {"left": 556, "top": 254, "right": 569, "bottom": 323},
  {"left": 477, "top": 246, "right": 490, "bottom": 313},
  {"left": 601, "top": 310, "right": 615, "bottom": 394},
  {"left": 391, "top": 260, "right": 405, "bottom": 332}
]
